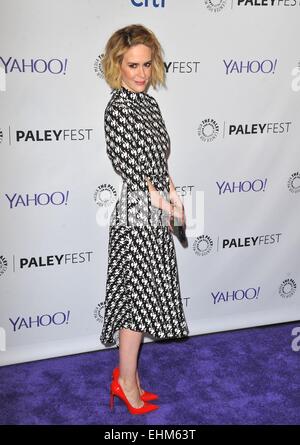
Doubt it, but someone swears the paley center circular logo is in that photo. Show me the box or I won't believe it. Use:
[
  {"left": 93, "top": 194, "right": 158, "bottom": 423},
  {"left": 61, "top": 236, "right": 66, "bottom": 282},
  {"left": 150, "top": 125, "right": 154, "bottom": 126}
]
[
  {"left": 94, "top": 53, "right": 105, "bottom": 79},
  {"left": 94, "top": 302, "right": 105, "bottom": 324},
  {"left": 94, "top": 184, "right": 117, "bottom": 207},
  {"left": 205, "top": 0, "right": 227, "bottom": 13},
  {"left": 287, "top": 172, "right": 300, "bottom": 193},
  {"left": 0, "top": 255, "right": 8, "bottom": 276},
  {"left": 279, "top": 278, "right": 296, "bottom": 298},
  {"left": 193, "top": 235, "right": 213, "bottom": 256},
  {"left": 197, "top": 118, "right": 219, "bottom": 142}
]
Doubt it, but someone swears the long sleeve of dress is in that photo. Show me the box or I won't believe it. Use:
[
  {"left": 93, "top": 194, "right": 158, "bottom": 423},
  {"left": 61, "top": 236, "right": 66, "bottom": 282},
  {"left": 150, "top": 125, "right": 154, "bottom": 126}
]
[
  {"left": 104, "top": 101, "right": 151, "bottom": 227},
  {"left": 105, "top": 102, "right": 149, "bottom": 193}
]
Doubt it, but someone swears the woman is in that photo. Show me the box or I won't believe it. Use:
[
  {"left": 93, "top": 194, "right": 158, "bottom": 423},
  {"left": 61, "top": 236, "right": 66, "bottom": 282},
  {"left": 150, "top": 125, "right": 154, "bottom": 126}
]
[{"left": 100, "top": 24, "right": 189, "bottom": 415}]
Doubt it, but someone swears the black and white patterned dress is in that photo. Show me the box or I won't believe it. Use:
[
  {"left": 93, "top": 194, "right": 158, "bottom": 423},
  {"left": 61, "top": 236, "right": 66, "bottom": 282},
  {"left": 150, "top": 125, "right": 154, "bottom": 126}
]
[{"left": 100, "top": 86, "right": 189, "bottom": 347}]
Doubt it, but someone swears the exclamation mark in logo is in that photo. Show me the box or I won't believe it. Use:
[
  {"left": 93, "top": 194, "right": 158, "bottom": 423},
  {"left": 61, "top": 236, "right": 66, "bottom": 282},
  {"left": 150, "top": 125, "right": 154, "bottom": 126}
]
[
  {"left": 0, "top": 66, "right": 6, "bottom": 91},
  {"left": 66, "top": 310, "right": 70, "bottom": 324},
  {"left": 256, "top": 286, "right": 260, "bottom": 299},
  {"left": 263, "top": 178, "right": 267, "bottom": 192}
]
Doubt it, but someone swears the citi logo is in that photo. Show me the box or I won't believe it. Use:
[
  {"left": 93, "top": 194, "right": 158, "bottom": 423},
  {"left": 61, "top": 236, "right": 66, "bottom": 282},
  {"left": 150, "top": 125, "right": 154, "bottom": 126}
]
[{"left": 131, "top": 0, "right": 166, "bottom": 7}]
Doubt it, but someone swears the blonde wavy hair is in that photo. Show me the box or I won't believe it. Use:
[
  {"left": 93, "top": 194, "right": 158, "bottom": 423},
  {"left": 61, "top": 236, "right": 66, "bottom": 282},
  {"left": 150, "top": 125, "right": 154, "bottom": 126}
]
[{"left": 102, "top": 24, "right": 165, "bottom": 90}]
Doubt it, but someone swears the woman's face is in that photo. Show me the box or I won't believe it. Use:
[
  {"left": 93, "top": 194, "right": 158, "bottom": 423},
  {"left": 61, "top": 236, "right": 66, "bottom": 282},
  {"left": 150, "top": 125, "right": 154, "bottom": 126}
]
[{"left": 120, "top": 44, "right": 152, "bottom": 93}]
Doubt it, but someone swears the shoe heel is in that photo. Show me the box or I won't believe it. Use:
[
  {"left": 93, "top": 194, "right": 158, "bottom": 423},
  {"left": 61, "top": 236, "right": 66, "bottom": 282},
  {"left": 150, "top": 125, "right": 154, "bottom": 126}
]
[
  {"left": 110, "top": 390, "right": 114, "bottom": 411},
  {"left": 112, "top": 367, "right": 159, "bottom": 402},
  {"left": 110, "top": 379, "right": 158, "bottom": 415}
]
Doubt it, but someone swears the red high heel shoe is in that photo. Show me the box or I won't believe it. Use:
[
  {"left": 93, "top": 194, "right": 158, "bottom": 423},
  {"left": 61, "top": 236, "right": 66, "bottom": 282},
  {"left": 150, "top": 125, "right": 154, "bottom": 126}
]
[
  {"left": 112, "top": 367, "right": 159, "bottom": 402},
  {"left": 110, "top": 378, "right": 159, "bottom": 415}
]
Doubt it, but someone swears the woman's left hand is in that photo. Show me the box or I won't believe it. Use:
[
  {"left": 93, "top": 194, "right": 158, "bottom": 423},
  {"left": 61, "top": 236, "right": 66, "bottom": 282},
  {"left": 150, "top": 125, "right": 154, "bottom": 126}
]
[{"left": 168, "top": 201, "right": 186, "bottom": 232}]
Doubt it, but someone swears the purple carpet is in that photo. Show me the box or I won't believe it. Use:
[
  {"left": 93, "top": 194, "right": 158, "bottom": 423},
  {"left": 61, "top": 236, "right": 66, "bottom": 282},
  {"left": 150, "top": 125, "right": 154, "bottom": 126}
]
[{"left": 0, "top": 321, "right": 299, "bottom": 425}]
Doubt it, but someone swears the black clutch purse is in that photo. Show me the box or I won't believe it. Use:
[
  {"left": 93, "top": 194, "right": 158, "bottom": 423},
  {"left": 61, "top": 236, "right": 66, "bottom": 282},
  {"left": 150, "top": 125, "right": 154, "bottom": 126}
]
[{"left": 170, "top": 215, "right": 187, "bottom": 244}]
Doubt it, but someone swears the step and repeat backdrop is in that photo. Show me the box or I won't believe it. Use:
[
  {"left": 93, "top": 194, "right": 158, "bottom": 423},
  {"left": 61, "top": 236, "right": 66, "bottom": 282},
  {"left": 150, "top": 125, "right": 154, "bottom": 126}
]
[{"left": 0, "top": 0, "right": 300, "bottom": 366}]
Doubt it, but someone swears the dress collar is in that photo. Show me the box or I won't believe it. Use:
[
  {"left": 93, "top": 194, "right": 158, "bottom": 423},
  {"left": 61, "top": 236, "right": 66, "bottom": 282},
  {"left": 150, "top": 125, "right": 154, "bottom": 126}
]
[{"left": 112, "top": 86, "right": 148, "bottom": 101}]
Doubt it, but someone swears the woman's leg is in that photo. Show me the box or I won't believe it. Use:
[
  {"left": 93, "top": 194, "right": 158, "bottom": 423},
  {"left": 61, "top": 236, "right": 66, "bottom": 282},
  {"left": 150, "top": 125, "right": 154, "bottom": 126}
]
[{"left": 118, "top": 328, "right": 144, "bottom": 408}]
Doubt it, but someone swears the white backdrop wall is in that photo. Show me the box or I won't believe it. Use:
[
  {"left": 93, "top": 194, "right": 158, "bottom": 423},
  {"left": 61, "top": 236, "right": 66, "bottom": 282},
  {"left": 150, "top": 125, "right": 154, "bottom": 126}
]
[{"left": 0, "top": 0, "right": 299, "bottom": 366}]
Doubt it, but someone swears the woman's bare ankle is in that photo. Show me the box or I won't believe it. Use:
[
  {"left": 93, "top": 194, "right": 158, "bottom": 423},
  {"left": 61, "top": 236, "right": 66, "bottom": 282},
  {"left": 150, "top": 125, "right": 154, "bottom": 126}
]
[
  {"left": 118, "top": 376, "right": 143, "bottom": 408},
  {"left": 118, "top": 376, "right": 137, "bottom": 391}
]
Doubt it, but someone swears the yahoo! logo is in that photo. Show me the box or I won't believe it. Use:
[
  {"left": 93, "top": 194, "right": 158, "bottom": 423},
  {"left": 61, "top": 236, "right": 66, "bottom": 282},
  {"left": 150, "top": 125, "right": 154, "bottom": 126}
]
[
  {"left": 217, "top": 178, "right": 267, "bottom": 195},
  {"left": 9, "top": 311, "right": 71, "bottom": 332},
  {"left": 212, "top": 286, "right": 260, "bottom": 304},
  {"left": 223, "top": 58, "right": 277, "bottom": 75},
  {"left": 5, "top": 191, "right": 69, "bottom": 208},
  {"left": 131, "top": 0, "right": 166, "bottom": 7},
  {"left": 0, "top": 57, "right": 68, "bottom": 75}
]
